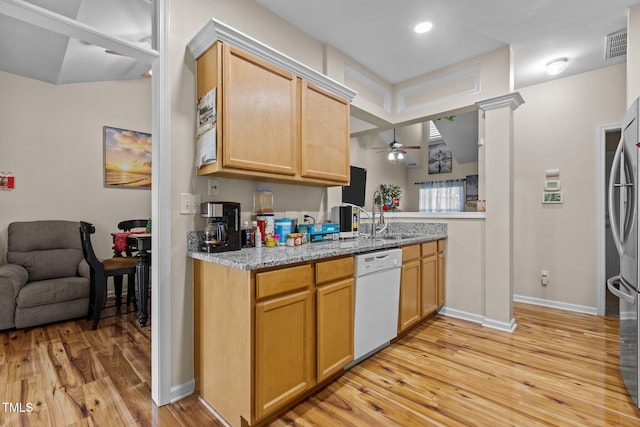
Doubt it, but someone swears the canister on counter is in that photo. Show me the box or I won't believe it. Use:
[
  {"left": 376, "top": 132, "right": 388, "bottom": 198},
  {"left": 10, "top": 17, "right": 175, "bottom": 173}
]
[
  {"left": 253, "top": 187, "right": 273, "bottom": 214},
  {"left": 256, "top": 213, "right": 274, "bottom": 241},
  {"left": 274, "top": 218, "right": 292, "bottom": 244}
]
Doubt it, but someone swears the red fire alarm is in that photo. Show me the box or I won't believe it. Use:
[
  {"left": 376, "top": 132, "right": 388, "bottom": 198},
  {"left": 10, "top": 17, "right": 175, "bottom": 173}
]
[{"left": 0, "top": 172, "right": 14, "bottom": 190}]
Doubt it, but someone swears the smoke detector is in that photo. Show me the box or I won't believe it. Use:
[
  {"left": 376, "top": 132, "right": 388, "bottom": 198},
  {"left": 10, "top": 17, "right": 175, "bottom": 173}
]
[{"left": 605, "top": 28, "right": 627, "bottom": 60}]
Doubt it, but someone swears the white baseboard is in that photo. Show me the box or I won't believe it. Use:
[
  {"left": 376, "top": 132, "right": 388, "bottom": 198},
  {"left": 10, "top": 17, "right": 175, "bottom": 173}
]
[
  {"left": 438, "top": 306, "right": 484, "bottom": 324},
  {"left": 482, "top": 317, "right": 517, "bottom": 333},
  {"left": 438, "top": 306, "right": 517, "bottom": 332},
  {"left": 514, "top": 294, "right": 598, "bottom": 315},
  {"left": 170, "top": 379, "right": 195, "bottom": 403}
]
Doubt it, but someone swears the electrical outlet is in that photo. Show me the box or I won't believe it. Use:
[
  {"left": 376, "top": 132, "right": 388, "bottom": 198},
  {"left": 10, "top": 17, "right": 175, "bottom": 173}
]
[
  {"left": 208, "top": 179, "right": 220, "bottom": 196},
  {"left": 180, "top": 193, "right": 198, "bottom": 215},
  {"left": 541, "top": 270, "right": 550, "bottom": 286}
]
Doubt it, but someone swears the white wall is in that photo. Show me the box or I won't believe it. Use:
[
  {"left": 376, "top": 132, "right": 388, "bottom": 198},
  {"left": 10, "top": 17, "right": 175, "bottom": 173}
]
[
  {"left": 0, "top": 71, "right": 151, "bottom": 264},
  {"left": 513, "top": 64, "right": 626, "bottom": 309}
]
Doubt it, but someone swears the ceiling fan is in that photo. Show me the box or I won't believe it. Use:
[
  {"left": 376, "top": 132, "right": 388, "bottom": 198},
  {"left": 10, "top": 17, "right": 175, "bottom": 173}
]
[{"left": 374, "top": 129, "right": 421, "bottom": 161}]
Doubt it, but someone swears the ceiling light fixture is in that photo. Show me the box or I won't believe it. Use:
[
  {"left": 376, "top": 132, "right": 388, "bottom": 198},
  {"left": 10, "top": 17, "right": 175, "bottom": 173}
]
[
  {"left": 414, "top": 22, "right": 433, "bottom": 34},
  {"left": 388, "top": 152, "right": 395, "bottom": 161},
  {"left": 546, "top": 58, "right": 568, "bottom": 75},
  {"left": 397, "top": 152, "right": 404, "bottom": 160}
]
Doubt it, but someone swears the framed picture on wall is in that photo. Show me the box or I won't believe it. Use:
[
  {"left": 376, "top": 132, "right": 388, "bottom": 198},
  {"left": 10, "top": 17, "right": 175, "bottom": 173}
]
[
  {"left": 428, "top": 142, "right": 452, "bottom": 174},
  {"left": 103, "top": 126, "right": 152, "bottom": 188}
]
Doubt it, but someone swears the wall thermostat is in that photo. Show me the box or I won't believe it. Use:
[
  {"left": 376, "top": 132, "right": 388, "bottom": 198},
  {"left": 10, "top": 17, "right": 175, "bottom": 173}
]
[
  {"left": 544, "top": 180, "right": 561, "bottom": 191},
  {"left": 545, "top": 168, "right": 560, "bottom": 177}
]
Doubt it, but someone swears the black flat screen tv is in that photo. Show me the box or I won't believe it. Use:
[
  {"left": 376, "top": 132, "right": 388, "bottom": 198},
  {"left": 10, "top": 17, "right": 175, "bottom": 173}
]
[{"left": 342, "top": 166, "right": 367, "bottom": 207}]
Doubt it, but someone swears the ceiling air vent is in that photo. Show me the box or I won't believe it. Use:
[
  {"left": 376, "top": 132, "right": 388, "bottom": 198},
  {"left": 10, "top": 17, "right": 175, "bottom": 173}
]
[{"left": 605, "top": 28, "right": 627, "bottom": 60}]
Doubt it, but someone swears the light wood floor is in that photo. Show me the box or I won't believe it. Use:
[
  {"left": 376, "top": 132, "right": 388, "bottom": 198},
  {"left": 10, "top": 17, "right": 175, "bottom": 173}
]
[{"left": 2, "top": 302, "right": 640, "bottom": 426}]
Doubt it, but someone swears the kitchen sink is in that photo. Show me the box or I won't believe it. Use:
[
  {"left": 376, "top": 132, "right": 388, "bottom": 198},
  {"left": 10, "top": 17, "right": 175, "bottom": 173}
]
[
  {"left": 383, "top": 234, "right": 418, "bottom": 240},
  {"left": 360, "top": 233, "right": 418, "bottom": 241}
]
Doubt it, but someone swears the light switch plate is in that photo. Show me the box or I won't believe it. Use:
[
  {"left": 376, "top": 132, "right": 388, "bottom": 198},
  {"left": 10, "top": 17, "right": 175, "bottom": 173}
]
[{"left": 180, "top": 193, "right": 198, "bottom": 215}]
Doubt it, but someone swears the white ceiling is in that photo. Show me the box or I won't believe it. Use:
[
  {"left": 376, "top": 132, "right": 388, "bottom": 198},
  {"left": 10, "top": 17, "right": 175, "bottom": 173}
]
[
  {"left": 0, "top": 0, "right": 152, "bottom": 84},
  {"left": 257, "top": 0, "right": 640, "bottom": 88},
  {"left": 2, "top": 0, "right": 638, "bottom": 88}
]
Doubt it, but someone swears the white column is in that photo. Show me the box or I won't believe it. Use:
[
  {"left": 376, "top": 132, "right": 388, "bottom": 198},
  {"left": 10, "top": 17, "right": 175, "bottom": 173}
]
[{"left": 476, "top": 93, "right": 524, "bottom": 332}]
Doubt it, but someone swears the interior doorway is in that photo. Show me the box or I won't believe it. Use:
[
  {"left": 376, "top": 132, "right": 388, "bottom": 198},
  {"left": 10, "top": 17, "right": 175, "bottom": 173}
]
[{"left": 604, "top": 128, "right": 622, "bottom": 317}]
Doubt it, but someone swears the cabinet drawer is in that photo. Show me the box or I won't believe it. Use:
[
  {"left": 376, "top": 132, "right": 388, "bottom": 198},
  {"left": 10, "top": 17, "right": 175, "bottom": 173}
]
[
  {"left": 438, "top": 239, "right": 446, "bottom": 252},
  {"left": 315, "top": 256, "right": 354, "bottom": 285},
  {"left": 256, "top": 264, "right": 312, "bottom": 299},
  {"left": 402, "top": 244, "right": 421, "bottom": 262},
  {"left": 421, "top": 241, "right": 437, "bottom": 258}
]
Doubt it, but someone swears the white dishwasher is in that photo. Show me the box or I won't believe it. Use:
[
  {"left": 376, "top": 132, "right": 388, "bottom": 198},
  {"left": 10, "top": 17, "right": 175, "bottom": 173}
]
[{"left": 347, "top": 248, "right": 402, "bottom": 368}]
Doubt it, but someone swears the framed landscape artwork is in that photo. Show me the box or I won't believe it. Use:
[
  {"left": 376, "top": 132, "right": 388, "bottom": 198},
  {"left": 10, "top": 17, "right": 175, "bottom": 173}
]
[{"left": 103, "top": 126, "right": 152, "bottom": 188}]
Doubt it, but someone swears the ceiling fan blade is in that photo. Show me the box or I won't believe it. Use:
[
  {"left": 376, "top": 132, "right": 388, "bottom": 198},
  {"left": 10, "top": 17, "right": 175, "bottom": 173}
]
[{"left": 401, "top": 146, "right": 421, "bottom": 149}]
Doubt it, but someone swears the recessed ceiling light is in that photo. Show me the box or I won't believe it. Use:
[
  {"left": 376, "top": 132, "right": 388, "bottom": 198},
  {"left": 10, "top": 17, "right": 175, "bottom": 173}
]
[
  {"left": 414, "top": 22, "right": 433, "bottom": 34},
  {"left": 546, "top": 58, "right": 568, "bottom": 75}
]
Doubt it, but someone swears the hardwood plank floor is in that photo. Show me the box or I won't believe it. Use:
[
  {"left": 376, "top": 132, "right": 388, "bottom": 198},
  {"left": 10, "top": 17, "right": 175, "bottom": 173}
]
[
  {"left": 1, "top": 302, "right": 639, "bottom": 426},
  {"left": 0, "top": 303, "right": 222, "bottom": 427},
  {"left": 275, "top": 302, "right": 640, "bottom": 427}
]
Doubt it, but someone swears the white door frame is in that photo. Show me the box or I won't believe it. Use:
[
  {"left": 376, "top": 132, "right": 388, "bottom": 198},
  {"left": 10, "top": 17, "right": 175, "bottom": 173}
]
[{"left": 596, "top": 122, "right": 622, "bottom": 316}]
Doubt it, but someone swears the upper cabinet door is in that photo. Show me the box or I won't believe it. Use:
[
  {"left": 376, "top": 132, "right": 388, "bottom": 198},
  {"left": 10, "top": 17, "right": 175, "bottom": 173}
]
[
  {"left": 300, "top": 81, "right": 350, "bottom": 184},
  {"left": 222, "top": 45, "right": 299, "bottom": 176}
]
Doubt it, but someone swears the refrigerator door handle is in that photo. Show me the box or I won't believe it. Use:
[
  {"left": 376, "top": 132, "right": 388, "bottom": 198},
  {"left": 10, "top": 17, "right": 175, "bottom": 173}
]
[
  {"left": 607, "top": 275, "right": 637, "bottom": 305},
  {"left": 608, "top": 136, "right": 625, "bottom": 256}
]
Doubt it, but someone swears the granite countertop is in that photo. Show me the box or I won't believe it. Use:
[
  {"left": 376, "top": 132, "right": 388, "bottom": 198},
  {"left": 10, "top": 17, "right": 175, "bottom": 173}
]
[{"left": 188, "top": 222, "right": 447, "bottom": 270}]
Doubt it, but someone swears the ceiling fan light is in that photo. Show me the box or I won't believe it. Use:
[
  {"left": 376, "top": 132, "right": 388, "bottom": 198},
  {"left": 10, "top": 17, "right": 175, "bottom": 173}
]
[
  {"left": 388, "top": 152, "right": 395, "bottom": 160},
  {"left": 397, "top": 152, "right": 404, "bottom": 160},
  {"left": 546, "top": 58, "right": 568, "bottom": 75}
]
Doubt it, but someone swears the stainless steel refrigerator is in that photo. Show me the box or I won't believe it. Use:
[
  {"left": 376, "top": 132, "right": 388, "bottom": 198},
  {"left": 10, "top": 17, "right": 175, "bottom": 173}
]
[{"left": 607, "top": 97, "right": 640, "bottom": 407}]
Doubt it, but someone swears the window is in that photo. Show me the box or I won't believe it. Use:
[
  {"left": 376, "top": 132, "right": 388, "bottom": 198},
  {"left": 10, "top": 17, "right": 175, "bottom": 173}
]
[
  {"left": 419, "top": 180, "right": 464, "bottom": 212},
  {"left": 428, "top": 120, "right": 442, "bottom": 141}
]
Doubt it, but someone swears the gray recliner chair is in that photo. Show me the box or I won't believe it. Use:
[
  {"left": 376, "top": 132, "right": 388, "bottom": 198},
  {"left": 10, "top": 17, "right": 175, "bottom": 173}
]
[{"left": 0, "top": 220, "right": 91, "bottom": 330}]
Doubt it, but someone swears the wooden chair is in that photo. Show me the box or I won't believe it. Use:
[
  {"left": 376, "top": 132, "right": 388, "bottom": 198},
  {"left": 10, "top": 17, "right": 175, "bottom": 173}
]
[
  {"left": 116, "top": 219, "right": 149, "bottom": 256},
  {"left": 80, "top": 221, "right": 139, "bottom": 330},
  {"left": 112, "top": 219, "right": 148, "bottom": 309}
]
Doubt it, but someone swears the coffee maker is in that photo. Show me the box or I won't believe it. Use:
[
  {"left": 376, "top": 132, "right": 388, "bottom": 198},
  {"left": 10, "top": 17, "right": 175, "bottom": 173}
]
[{"left": 200, "top": 201, "right": 242, "bottom": 253}]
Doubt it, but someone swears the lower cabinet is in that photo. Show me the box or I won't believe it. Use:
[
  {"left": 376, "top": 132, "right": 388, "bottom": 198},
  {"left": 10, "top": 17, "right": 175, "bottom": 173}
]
[
  {"left": 421, "top": 241, "right": 438, "bottom": 318},
  {"left": 437, "top": 239, "right": 446, "bottom": 307},
  {"left": 399, "top": 245, "right": 421, "bottom": 331},
  {"left": 316, "top": 278, "right": 354, "bottom": 381},
  {"left": 398, "top": 239, "right": 446, "bottom": 334},
  {"left": 194, "top": 255, "right": 354, "bottom": 427},
  {"left": 255, "top": 289, "right": 314, "bottom": 420}
]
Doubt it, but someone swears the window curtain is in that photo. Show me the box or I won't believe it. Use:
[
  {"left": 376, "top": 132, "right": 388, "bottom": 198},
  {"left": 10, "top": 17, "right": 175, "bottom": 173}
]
[{"left": 419, "top": 179, "right": 465, "bottom": 212}]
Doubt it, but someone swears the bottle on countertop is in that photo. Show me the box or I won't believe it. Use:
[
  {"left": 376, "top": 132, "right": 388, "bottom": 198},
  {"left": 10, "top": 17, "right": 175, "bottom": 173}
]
[
  {"left": 241, "top": 221, "right": 251, "bottom": 247},
  {"left": 254, "top": 224, "right": 262, "bottom": 248},
  {"left": 250, "top": 220, "right": 258, "bottom": 246}
]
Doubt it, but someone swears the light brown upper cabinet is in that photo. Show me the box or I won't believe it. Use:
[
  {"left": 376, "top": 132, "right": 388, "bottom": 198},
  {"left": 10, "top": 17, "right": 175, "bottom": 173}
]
[
  {"left": 300, "top": 81, "right": 350, "bottom": 184},
  {"left": 222, "top": 45, "right": 299, "bottom": 177},
  {"left": 189, "top": 20, "right": 356, "bottom": 186}
]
